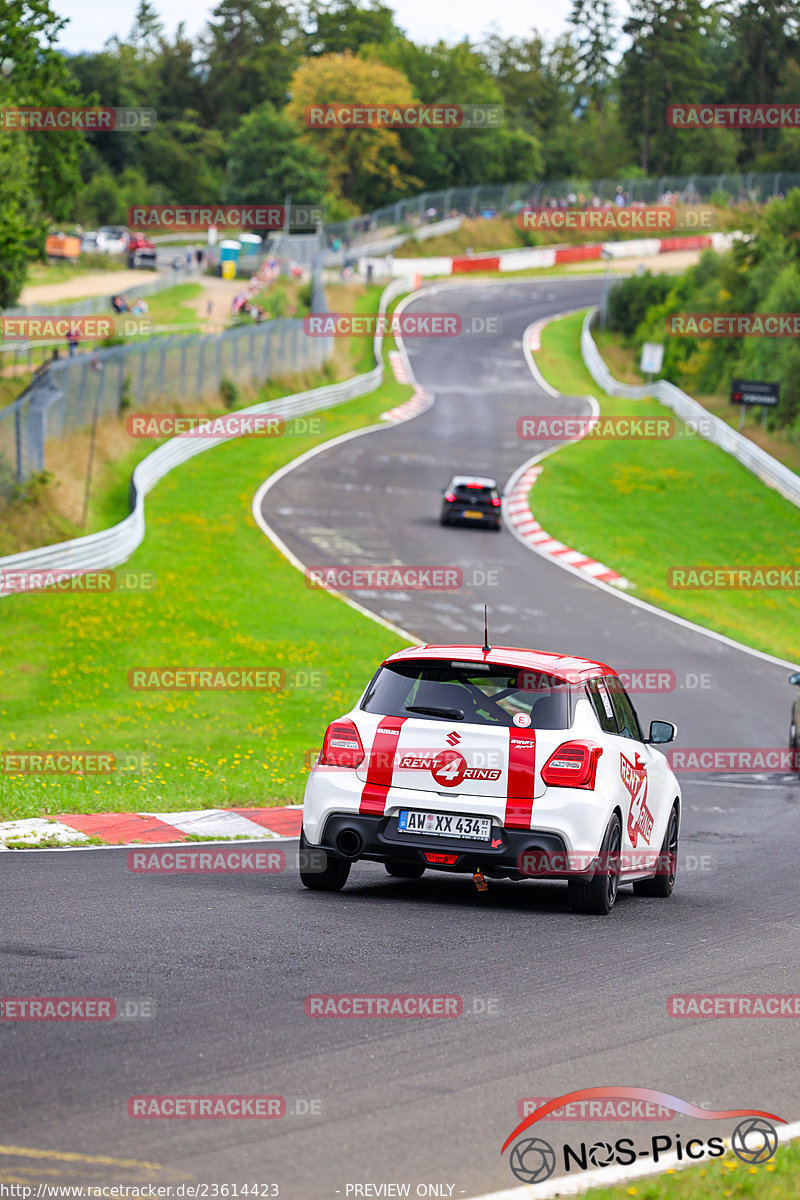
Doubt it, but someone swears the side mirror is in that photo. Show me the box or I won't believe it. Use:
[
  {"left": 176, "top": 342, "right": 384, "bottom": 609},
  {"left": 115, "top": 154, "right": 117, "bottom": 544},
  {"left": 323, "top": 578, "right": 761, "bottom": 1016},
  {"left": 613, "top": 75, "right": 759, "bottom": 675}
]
[
  {"left": 646, "top": 720, "right": 676, "bottom": 745},
  {"left": 789, "top": 672, "right": 800, "bottom": 686}
]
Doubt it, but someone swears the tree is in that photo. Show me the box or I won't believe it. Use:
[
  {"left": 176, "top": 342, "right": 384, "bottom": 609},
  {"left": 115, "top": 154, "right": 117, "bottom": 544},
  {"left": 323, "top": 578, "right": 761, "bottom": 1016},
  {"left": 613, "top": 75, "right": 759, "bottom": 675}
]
[
  {"left": 140, "top": 114, "right": 225, "bottom": 197},
  {"left": 568, "top": 0, "right": 616, "bottom": 113},
  {"left": 202, "top": 0, "right": 303, "bottom": 131},
  {"left": 285, "top": 53, "right": 421, "bottom": 206},
  {"left": 728, "top": 0, "right": 799, "bottom": 152},
  {"left": 0, "top": 0, "right": 85, "bottom": 221},
  {"left": 618, "top": 0, "right": 709, "bottom": 173},
  {"left": 305, "top": 0, "right": 403, "bottom": 56},
  {"left": 226, "top": 102, "right": 328, "bottom": 203},
  {"left": 0, "top": 131, "right": 40, "bottom": 308}
]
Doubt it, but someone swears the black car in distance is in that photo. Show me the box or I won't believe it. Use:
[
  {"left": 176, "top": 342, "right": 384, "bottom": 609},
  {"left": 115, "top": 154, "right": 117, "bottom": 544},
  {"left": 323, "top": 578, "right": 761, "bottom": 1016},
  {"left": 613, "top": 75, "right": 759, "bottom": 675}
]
[{"left": 440, "top": 475, "right": 502, "bottom": 530}]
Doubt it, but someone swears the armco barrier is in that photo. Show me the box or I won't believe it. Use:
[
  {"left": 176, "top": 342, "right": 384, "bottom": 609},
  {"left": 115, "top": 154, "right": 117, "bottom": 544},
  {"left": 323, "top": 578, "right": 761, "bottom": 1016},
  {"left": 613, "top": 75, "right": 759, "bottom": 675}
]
[
  {"left": 0, "top": 276, "right": 418, "bottom": 592},
  {"left": 581, "top": 309, "right": 800, "bottom": 510}
]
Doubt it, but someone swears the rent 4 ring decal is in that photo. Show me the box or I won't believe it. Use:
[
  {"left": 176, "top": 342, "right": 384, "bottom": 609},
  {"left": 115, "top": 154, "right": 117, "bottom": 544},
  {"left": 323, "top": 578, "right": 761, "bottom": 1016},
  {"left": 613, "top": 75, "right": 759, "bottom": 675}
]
[{"left": 620, "top": 752, "right": 654, "bottom": 846}]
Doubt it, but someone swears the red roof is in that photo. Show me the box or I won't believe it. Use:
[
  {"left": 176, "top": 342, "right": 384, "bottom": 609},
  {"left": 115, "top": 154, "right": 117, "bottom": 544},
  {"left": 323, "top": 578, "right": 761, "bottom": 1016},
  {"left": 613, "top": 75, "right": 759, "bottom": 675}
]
[{"left": 383, "top": 643, "right": 617, "bottom": 682}]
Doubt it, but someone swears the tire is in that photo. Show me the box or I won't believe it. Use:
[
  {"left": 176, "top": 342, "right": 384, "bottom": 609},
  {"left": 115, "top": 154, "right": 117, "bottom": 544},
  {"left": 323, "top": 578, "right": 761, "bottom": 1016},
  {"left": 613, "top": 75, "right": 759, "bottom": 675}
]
[
  {"left": 568, "top": 812, "right": 622, "bottom": 915},
  {"left": 790, "top": 706, "right": 799, "bottom": 771},
  {"left": 633, "top": 803, "right": 679, "bottom": 898},
  {"left": 298, "top": 829, "right": 350, "bottom": 892},
  {"left": 385, "top": 860, "right": 425, "bottom": 879}
]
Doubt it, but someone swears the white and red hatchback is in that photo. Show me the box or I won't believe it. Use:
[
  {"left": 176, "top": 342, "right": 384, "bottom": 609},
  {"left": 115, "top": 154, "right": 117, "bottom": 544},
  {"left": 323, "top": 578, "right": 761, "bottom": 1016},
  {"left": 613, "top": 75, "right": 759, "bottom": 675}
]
[{"left": 300, "top": 644, "right": 681, "bottom": 914}]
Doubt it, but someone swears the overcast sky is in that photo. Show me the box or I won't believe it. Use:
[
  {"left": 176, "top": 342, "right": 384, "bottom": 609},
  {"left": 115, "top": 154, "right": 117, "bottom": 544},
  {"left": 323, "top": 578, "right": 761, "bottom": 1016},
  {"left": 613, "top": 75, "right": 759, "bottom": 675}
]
[{"left": 55, "top": 0, "right": 587, "bottom": 54}]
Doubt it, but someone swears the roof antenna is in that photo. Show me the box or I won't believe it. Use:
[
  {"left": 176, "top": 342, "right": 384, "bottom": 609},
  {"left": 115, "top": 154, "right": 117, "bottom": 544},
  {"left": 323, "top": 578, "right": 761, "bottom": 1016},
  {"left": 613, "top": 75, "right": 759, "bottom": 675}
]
[{"left": 482, "top": 604, "right": 491, "bottom": 654}]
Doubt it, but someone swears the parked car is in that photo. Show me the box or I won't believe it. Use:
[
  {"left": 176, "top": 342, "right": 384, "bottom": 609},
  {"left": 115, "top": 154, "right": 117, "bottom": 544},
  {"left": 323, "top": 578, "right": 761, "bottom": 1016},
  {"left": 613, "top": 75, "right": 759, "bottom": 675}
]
[
  {"left": 127, "top": 233, "right": 157, "bottom": 269},
  {"left": 96, "top": 226, "right": 128, "bottom": 255}
]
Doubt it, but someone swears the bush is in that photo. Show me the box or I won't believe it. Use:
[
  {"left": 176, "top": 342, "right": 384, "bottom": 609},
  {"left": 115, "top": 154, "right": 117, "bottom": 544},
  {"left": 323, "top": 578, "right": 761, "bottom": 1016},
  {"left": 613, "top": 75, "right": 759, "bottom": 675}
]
[
  {"left": 220, "top": 377, "right": 239, "bottom": 409},
  {"left": 118, "top": 374, "right": 133, "bottom": 414},
  {"left": 606, "top": 272, "right": 674, "bottom": 337}
]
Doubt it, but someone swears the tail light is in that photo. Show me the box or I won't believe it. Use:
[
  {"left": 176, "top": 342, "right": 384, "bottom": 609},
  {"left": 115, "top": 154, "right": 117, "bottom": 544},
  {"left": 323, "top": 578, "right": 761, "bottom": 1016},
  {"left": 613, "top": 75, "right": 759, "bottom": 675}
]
[
  {"left": 424, "top": 852, "right": 458, "bottom": 865},
  {"left": 445, "top": 492, "right": 455, "bottom": 503},
  {"left": 491, "top": 497, "right": 501, "bottom": 507},
  {"left": 541, "top": 741, "right": 602, "bottom": 789},
  {"left": 320, "top": 719, "right": 364, "bottom": 768}
]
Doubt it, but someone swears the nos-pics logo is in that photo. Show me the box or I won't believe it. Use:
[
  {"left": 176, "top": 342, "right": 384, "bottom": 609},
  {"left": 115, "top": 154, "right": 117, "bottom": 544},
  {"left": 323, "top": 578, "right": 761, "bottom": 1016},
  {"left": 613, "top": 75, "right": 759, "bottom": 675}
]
[{"left": 501, "top": 1087, "right": 783, "bottom": 1185}]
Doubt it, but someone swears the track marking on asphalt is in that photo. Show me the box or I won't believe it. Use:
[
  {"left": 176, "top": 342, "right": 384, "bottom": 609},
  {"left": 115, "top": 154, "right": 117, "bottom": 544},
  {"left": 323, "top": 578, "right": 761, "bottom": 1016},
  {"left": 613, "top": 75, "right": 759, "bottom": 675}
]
[{"left": 0, "top": 1145, "right": 163, "bottom": 1169}]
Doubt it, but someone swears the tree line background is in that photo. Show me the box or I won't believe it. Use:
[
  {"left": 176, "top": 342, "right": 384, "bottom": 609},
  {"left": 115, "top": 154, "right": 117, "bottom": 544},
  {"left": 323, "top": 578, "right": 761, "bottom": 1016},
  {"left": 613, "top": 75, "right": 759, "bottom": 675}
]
[{"left": 1, "top": 0, "right": 799, "bottom": 304}]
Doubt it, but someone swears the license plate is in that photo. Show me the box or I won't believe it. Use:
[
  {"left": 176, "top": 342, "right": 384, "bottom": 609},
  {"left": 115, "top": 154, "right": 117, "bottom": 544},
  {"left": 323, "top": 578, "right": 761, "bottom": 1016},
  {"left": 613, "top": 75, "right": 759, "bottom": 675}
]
[
  {"left": 463, "top": 510, "right": 483, "bottom": 519},
  {"left": 397, "top": 810, "right": 492, "bottom": 840}
]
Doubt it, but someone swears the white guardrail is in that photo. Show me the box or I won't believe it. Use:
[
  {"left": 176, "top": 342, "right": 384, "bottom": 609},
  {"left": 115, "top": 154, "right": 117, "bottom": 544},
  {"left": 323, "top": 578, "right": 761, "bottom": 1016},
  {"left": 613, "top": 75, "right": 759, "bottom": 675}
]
[
  {"left": 581, "top": 309, "right": 800, "bottom": 510},
  {"left": 0, "top": 276, "right": 418, "bottom": 592}
]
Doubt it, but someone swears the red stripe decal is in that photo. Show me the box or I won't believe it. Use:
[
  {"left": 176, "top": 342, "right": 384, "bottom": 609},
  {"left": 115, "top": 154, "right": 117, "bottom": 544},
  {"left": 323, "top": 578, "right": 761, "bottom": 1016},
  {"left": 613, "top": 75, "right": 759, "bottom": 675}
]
[
  {"left": 504, "top": 728, "right": 537, "bottom": 828},
  {"left": 360, "top": 716, "right": 406, "bottom": 815}
]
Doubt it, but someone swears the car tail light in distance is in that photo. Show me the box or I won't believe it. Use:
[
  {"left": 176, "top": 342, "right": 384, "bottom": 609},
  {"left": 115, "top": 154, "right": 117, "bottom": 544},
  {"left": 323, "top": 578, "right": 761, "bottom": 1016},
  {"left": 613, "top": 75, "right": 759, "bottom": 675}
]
[
  {"left": 541, "top": 741, "right": 602, "bottom": 789},
  {"left": 491, "top": 497, "right": 501, "bottom": 507},
  {"left": 424, "top": 852, "right": 459, "bottom": 865},
  {"left": 321, "top": 719, "right": 364, "bottom": 768},
  {"left": 445, "top": 492, "right": 455, "bottom": 503}
]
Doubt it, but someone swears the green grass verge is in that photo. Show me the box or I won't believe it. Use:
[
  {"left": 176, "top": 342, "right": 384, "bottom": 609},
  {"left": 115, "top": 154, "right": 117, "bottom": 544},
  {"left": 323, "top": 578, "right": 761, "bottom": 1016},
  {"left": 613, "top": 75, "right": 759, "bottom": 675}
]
[
  {"left": 0, "top": 326, "right": 414, "bottom": 821},
  {"left": 584, "top": 1140, "right": 798, "bottom": 1199},
  {"left": 531, "top": 311, "right": 800, "bottom": 663}
]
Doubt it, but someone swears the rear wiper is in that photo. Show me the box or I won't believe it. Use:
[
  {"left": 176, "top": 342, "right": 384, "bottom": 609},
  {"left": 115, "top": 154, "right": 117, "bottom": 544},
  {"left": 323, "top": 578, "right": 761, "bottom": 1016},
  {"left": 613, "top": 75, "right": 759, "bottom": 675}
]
[{"left": 405, "top": 704, "right": 465, "bottom": 720}]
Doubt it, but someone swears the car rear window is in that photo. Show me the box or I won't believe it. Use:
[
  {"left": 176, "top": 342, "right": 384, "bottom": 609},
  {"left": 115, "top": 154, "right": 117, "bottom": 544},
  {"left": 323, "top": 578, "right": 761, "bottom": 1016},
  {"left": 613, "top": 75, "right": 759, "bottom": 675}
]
[
  {"left": 361, "top": 660, "right": 571, "bottom": 728},
  {"left": 452, "top": 485, "right": 495, "bottom": 503}
]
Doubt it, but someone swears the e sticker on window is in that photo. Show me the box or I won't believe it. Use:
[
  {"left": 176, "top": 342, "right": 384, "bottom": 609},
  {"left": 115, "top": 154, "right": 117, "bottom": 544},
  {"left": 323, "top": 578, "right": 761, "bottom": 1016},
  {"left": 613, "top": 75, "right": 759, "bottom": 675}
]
[
  {"left": 513, "top": 712, "right": 531, "bottom": 727},
  {"left": 597, "top": 679, "right": 614, "bottom": 719}
]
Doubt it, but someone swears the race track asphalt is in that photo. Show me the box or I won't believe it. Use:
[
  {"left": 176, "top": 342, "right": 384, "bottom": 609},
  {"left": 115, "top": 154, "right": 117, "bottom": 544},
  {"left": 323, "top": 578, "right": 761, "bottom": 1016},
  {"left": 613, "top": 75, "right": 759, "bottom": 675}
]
[{"left": 3, "top": 277, "right": 798, "bottom": 1199}]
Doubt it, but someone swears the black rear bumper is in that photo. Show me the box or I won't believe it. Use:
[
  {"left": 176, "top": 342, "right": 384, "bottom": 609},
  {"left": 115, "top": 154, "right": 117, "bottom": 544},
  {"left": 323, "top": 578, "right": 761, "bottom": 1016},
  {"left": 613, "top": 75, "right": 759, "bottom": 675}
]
[
  {"left": 441, "top": 506, "right": 500, "bottom": 527},
  {"left": 314, "top": 812, "right": 573, "bottom": 880}
]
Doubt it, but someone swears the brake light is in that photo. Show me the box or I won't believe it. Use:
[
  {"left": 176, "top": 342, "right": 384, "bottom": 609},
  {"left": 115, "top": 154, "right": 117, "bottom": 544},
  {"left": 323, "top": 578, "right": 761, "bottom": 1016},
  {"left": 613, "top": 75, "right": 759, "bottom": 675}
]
[
  {"left": 424, "top": 852, "right": 459, "bottom": 865},
  {"left": 445, "top": 492, "right": 455, "bottom": 503},
  {"left": 491, "top": 497, "right": 501, "bottom": 507},
  {"left": 320, "top": 719, "right": 364, "bottom": 768},
  {"left": 541, "top": 740, "right": 602, "bottom": 789}
]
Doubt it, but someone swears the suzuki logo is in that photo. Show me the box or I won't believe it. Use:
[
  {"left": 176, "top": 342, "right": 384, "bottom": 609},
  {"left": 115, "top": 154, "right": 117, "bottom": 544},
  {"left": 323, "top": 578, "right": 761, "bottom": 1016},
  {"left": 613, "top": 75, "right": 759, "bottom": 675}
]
[{"left": 446, "top": 731, "right": 461, "bottom": 746}]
